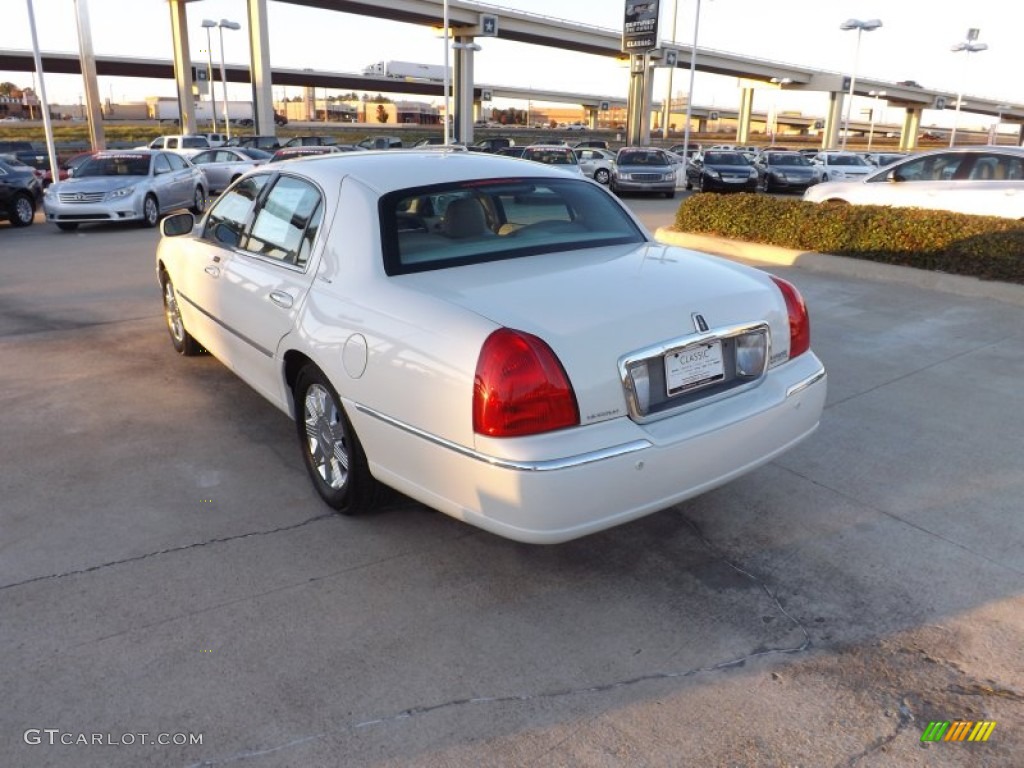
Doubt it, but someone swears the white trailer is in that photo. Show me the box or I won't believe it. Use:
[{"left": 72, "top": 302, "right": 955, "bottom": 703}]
[
  {"left": 151, "top": 98, "right": 253, "bottom": 123},
  {"left": 362, "top": 61, "right": 450, "bottom": 81}
]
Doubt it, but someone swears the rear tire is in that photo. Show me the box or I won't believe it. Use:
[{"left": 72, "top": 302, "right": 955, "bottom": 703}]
[
  {"left": 294, "top": 365, "right": 380, "bottom": 514},
  {"left": 594, "top": 168, "right": 610, "bottom": 185},
  {"left": 9, "top": 194, "right": 34, "bottom": 227}
]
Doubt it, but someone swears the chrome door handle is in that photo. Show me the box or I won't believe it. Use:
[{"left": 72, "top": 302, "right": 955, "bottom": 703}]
[
  {"left": 269, "top": 291, "right": 293, "bottom": 308},
  {"left": 204, "top": 266, "right": 220, "bottom": 277}
]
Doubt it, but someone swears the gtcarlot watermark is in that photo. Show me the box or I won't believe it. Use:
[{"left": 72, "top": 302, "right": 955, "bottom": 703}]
[{"left": 24, "top": 729, "right": 203, "bottom": 746}]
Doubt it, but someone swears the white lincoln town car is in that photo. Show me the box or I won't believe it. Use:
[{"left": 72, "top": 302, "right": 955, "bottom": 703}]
[{"left": 156, "top": 151, "right": 826, "bottom": 543}]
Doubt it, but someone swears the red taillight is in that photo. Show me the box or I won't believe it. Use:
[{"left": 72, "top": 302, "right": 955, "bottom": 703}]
[
  {"left": 770, "top": 275, "right": 811, "bottom": 359},
  {"left": 473, "top": 328, "right": 579, "bottom": 437}
]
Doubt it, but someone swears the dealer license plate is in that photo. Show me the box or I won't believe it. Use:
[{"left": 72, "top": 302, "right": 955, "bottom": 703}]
[{"left": 665, "top": 341, "right": 725, "bottom": 396}]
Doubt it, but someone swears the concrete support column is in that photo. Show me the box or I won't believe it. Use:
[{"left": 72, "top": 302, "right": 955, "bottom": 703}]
[
  {"left": 586, "top": 107, "right": 598, "bottom": 129},
  {"left": 73, "top": 0, "right": 105, "bottom": 149},
  {"left": 452, "top": 35, "right": 476, "bottom": 144},
  {"left": 167, "top": 0, "right": 196, "bottom": 135},
  {"left": 822, "top": 91, "right": 844, "bottom": 149},
  {"left": 247, "top": 0, "right": 275, "bottom": 136},
  {"left": 1019, "top": 124, "right": 1024, "bottom": 147},
  {"left": 735, "top": 87, "right": 754, "bottom": 143},
  {"left": 626, "top": 56, "right": 655, "bottom": 146},
  {"left": 899, "top": 108, "right": 921, "bottom": 151}
]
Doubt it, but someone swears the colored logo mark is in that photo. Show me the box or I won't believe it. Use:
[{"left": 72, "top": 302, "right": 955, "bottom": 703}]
[{"left": 921, "top": 721, "right": 996, "bottom": 742}]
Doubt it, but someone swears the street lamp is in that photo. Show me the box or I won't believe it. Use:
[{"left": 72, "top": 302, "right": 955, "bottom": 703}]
[
  {"left": 989, "top": 103, "right": 1011, "bottom": 145},
  {"left": 661, "top": 0, "right": 680, "bottom": 140},
  {"left": 949, "top": 30, "right": 988, "bottom": 147},
  {"left": 200, "top": 20, "right": 218, "bottom": 132},
  {"left": 216, "top": 19, "right": 241, "bottom": 139},
  {"left": 839, "top": 18, "right": 882, "bottom": 150},
  {"left": 867, "top": 89, "right": 885, "bottom": 150},
  {"left": 679, "top": 0, "right": 703, "bottom": 165}
]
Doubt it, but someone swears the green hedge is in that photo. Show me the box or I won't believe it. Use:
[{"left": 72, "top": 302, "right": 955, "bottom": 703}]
[{"left": 672, "top": 193, "right": 1024, "bottom": 284}]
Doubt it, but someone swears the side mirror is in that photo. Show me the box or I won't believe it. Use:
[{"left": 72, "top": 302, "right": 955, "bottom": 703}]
[{"left": 161, "top": 212, "right": 195, "bottom": 237}]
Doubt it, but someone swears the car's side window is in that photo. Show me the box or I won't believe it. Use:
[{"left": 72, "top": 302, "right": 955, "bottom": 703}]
[
  {"left": 166, "top": 153, "right": 187, "bottom": 171},
  {"left": 153, "top": 154, "right": 172, "bottom": 175},
  {"left": 971, "top": 154, "right": 1024, "bottom": 181},
  {"left": 191, "top": 151, "right": 214, "bottom": 165},
  {"left": 216, "top": 151, "right": 235, "bottom": 163},
  {"left": 202, "top": 175, "right": 272, "bottom": 248},
  {"left": 240, "top": 176, "right": 323, "bottom": 267}
]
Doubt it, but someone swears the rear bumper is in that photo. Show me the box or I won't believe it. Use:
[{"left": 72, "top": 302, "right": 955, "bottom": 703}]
[{"left": 349, "top": 352, "right": 827, "bottom": 544}]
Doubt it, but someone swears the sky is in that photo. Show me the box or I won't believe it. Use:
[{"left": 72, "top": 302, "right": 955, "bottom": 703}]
[{"left": 1, "top": 0, "right": 1021, "bottom": 130}]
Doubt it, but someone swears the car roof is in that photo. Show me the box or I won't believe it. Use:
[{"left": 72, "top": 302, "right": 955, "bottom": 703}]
[{"left": 267, "top": 150, "right": 583, "bottom": 192}]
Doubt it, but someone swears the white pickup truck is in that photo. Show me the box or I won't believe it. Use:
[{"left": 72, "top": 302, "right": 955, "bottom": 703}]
[{"left": 138, "top": 135, "right": 211, "bottom": 157}]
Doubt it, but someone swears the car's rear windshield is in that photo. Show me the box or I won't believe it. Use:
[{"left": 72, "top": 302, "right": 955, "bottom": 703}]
[
  {"left": 767, "top": 153, "right": 809, "bottom": 165},
  {"left": 380, "top": 177, "right": 645, "bottom": 275},
  {"left": 523, "top": 149, "right": 577, "bottom": 165},
  {"left": 829, "top": 154, "right": 868, "bottom": 166},
  {"left": 75, "top": 154, "right": 151, "bottom": 177},
  {"left": 704, "top": 152, "right": 748, "bottom": 165}
]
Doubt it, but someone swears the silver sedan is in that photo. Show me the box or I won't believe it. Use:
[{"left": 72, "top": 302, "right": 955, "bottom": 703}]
[
  {"left": 43, "top": 150, "right": 207, "bottom": 231},
  {"left": 189, "top": 147, "right": 272, "bottom": 193}
]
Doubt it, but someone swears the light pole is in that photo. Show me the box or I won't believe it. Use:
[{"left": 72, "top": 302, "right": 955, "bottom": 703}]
[
  {"left": 217, "top": 19, "right": 241, "bottom": 139},
  {"left": 680, "top": 0, "right": 703, "bottom": 164},
  {"left": 839, "top": 18, "right": 882, "bottom": 150},
  {"left": 989, "top": 103, "right": 1011, "bottom": 145},
  {"left": 662, "top": 0, "right": 680, "bottom": 140},
  {"left": 867, "top": 89, "right": 885, "bottom": 150},
  {"left": 949, "top": 30, "right": 988, "bottom": 147},
  {"left": 442, "top": 0, "right": 450, "bottom": 144},
  {"left": 200, "top": 20, "right": 218, "bottom": 132}
]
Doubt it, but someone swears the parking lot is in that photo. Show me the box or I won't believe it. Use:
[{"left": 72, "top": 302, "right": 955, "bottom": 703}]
[{"left": 2, "top": 200, "right": 1022, "bottom": 767}]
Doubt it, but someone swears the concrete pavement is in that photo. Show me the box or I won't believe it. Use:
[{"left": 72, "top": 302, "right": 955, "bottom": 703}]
[{"left": 1, "top": 213, "right": 1021, "bottom": 767}]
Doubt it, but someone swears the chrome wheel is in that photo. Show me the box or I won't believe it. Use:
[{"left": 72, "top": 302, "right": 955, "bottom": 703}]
[
  {"left": 11, "top": 195, "right": 34, "bottom": 227},
  {"left": 143, "top": 195, "right": 159, "bottom": 227},
  {"left": 164, "top": 280, "right": 185, "bottom": 345},
  {"left": 303, "top": 383, "right": 349, "bottom": 491},
  {"left": 160, "top": 271, "right": 202, "bottom": 355},
  {"left": 594, "top": 168, "right": 610, "bottom": 185}
]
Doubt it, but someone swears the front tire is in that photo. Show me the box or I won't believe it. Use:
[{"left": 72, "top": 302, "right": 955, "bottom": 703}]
[
  {"left": 594, "top": 168, "right": 610, "bottom": 185},
  {"left": 9, "top": 194, "right": 35, "bottom": 227},
  {"left": 56, "top": 222, "right": 79, "bottom": 232},
  {"left": 160, "top": 270, "right": 203, "bottom": 356},
  {"left": 141, "top": 194, "right": 160, "bottom": 228},
  {"left": 294, "top": 365, "right": 379, "bottom": 514}
]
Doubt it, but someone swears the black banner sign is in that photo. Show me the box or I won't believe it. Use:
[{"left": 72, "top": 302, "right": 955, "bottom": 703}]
[{"left": 622, "top": 1, "right": 660, "bottom": 54}]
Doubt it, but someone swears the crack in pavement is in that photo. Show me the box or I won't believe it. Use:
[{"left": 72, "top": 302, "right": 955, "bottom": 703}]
[
  {"left": 841, "top": 699, "right": 915, "bottom": 767},
  {"left": 0, "top": 512, "right": 336, "bottom": 592},
  {"left": 183, "top": 511, "right": 812, "bottom": 768}
]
